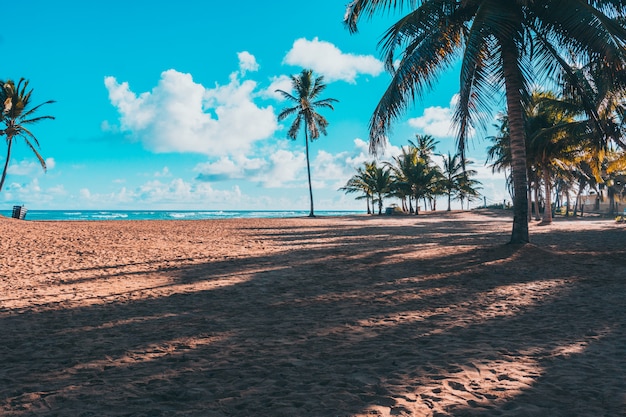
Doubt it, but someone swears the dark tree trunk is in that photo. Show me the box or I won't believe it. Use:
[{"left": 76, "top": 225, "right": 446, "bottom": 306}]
[
  {"left": 501, "top": 41, "right": 530, "bottom": 243},
  {"left": 304, "top": 130, "right": 315, "bottom": 217},
  {"left": 542, "top": 169, "right": 553, "bottom": 224},
  {"left": 0, "top": 138, "right": 14, "bottom": 192}
]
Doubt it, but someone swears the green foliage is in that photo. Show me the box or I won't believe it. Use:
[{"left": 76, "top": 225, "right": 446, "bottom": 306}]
[{"left": 0, "top": 78, "right": 55, "bottom": 192}]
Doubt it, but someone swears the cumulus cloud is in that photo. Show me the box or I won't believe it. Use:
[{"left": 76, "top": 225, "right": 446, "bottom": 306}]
[
  {"left": 283, "top": 37, "right": 383, "bottom": 83},
  {"left": 238, "top": 51, "right": 259, "bottom": 74},
  {"left": 105, "top": 58, "right": 277, "bottom": 156},
  {"left": 261, "top": 75, "right": 293, "bottom": 101},
  {"left": 1, "top": 178, "right": 65, "bottom": 205},
  {"left": 408, "top": 100, "right": 456, "bottom": 138},
  {"left": 194, "top": 155, "right": 267, "bottom": 182},
  {"left": 7, "top": 158, "right": 54, "bottom": 176},
  {"left": 192, "top": 136, "right": 404, "bottom": 193},
  {"left": 77, "top": 179, "right": 243, "bottom": 208},
  {"left": 194, "top": 148, "right": 305, "bottom": 188},
  {"left": 407, "top": 95, "right": 478, "bottom": 139}
]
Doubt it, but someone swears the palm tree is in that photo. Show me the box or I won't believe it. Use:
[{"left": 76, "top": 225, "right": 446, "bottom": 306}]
[
  {"left": 440, "top": 152, "right": 479, "bottom": 211},
  {"left": 458, "top": 174, "right": 483, "bottom": 210},
  {"left": 0, "top": 78, "right": 55, "bottom": 191},
  {"left": 387, "top": 143, "right": 441, "bottom": 214},
  {"left": 409, "top": 134, "right": 438, "bottom": 162},
  {"left": 524, "top": 91, "right": 580, "bottom": 223},
  {"left": 340, "top": 162, "right": 376, "bottom": 214},
  {"left": 345, "top": 1, "right": 626, "bottom": 243},
  {"left": 276, "top": 69, "right": 338, "bottom": 217},
  {"left": 369, "top": 162, "right": 392, "bottom": 214},
  {"left": 386, "top": 146, "right": 418, "bottom": 213}
]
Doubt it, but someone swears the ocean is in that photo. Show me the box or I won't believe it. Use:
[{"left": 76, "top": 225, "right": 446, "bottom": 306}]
[{"left": 1, "top": 209, "right": 364, "bottom": 221}]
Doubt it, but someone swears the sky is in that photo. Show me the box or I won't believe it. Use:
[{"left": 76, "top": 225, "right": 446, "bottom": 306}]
[{"left": 1, "top": 1, "right": 508, "bottom": 211}]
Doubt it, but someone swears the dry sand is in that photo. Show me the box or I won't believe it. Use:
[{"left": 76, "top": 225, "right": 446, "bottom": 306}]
[{"left": 0, "top": 209, "right": 624, "bottom": 416}]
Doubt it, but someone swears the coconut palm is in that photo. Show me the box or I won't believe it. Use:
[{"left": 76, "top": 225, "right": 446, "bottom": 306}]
[
  {"left": 458, "top": 174, "right": 483, "bottom": 210},
  {"left": 387, "top": 142, "right": 441, "bottom": 214},
  {"left": 0, "top": 78, "right": 55, "bottom": 191},
  {"left": 340, "top": 162, "right": 376, "bottom": 214},
  {"left": 345, "top": 0, "right": 626, "bottom": 243},
  {"left": 524, "top": 91, "right": 580, "bottom": 223},
  {"left": 276, "top": 69, "right": 338, "bottom": 217},
  {"left": 409, "top": 134, "right": 438, "bottom": 163},
  {"left": 440, "top": 152, "right": 479, "bottom": 211},
  {"left": 369, "top": 162, "right": 392, "bottom": 214},
  {"left": 386, "top": 145, "right": 419, "bottom": 213}
]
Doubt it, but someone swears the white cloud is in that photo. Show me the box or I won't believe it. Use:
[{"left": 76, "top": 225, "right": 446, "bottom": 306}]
[
  {"left": 105, "top": 65, "right": 278, "bottom": 156},
  {"left": 75, "top": 178, "right": 244, "bottom": 209},
  {"left": 1, "top": 178, "right": 65, "bottom": 205},
  {"left": 194, "top": 147, "right": 305, "bottom": 188},
  {"left": 408, "top": 104, "right": 456, "bottom": 138},
  {"left": 192, "top": 137, "right": 403, "bottom": 193},
  {"left": 154, "top": 167, "right": 171, "bottom": 177},
  {"left": 261, "top": 75, "right": 293, "bottom": 101},
  {"left": 7, "top": 158, "right": 53, "bottom": 176},
  {"left": 238, "top": 51, "right": 259, "bottom": 74},
  {"left": 264, "top": 149, "right": 305, "bottom": 187},
  {"left": 194, "top": 155, "right": 267, "bottom": 181},
  {"left": 407, "top": 95, "right": 479, "bottom": 139},
  {"left": 283, "top": 37, "right": 383, "bottom": 83}
]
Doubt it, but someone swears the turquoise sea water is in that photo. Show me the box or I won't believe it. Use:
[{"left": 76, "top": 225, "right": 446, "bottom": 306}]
[{"left": 1, "top": 209, "right": 364, "bottom": 221}]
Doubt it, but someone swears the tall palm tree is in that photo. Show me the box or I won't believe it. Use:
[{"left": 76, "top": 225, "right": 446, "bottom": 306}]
[
  {"left": 0, "top": 78, "right": 55, "bottom": 191},
  {"left": 276, "top": 69, "right": 338, "bottom": 217},
  {"left": 345, "top": 1, "right": 626, "bottom": 243}
]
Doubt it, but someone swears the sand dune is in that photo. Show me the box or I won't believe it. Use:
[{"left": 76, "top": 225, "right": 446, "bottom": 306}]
[{"left": 0, "top": 210, "right": 624, "bottom": 416}]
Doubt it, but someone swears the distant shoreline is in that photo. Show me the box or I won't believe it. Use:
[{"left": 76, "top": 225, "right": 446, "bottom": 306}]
[{"left": 0, "top": 209, "right": 365, "bottom": 222}]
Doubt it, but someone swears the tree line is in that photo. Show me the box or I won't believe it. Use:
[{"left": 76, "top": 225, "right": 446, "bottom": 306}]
[{"left": 340, "top": 135, "right": 481, "bottom": 215}]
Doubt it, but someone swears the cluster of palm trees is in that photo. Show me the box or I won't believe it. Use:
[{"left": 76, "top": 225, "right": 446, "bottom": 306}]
[
  {"left": 0, "top": 78, "right": 54, "bottom": 192},
  {"left": 341, "top": 135, "right": 481, "bottom": 215},
  {"left": 487, "top": 88, "right": 626, "bottom": 224},
  {"left": 344, "top": 0, "right": 626, "bottom": 244}
]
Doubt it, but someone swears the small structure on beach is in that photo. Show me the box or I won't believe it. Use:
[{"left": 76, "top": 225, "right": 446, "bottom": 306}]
[{"left": 12, "top": 205, "right": 27, "bottom": 220}]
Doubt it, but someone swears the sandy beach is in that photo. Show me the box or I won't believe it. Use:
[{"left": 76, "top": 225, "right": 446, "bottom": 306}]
[{"left": 0, "top": 210, "right": 624, "bottom": 416}]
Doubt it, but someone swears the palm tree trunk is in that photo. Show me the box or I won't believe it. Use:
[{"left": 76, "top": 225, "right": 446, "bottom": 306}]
[
  {"left": 527, "top": 179, "right": 532, "bottom": 222},
  {"left": 573, "top": 180, "right": 585, "bottom": 217},
  {"left": 304, "top": 130, "right": 315, "bottom": 217},
  {"left": 533, "top": 181, "right": 541, "bottom": 220},
  {"left": 542, "top": 169, "right": 553, "bottom": 224},
  {"left": 0, "top": 138, "right": 13, "bottom": 192},
  {"left": 501, "top": 42, "right": 530, "bottom": 243}
]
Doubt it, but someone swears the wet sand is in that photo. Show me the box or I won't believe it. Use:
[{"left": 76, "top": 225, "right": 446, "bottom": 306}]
[{"left": 0, "top": 210, "right": 624, "bottom": 416}]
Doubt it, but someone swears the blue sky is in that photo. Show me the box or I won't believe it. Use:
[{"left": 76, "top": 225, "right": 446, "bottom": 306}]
[{"left": 1, "top": 1, "right": 507, "bottom": 211}]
